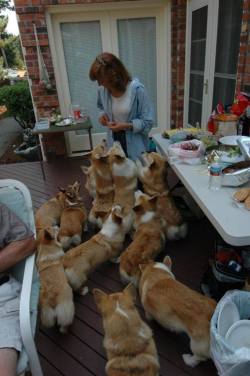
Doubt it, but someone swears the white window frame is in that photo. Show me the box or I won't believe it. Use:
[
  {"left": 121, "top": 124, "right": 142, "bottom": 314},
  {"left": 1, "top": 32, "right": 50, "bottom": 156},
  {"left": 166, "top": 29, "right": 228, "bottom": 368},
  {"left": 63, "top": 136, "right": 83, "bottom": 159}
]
[{"left": 46, "top": 0, "right": 171, "bottom": 155}]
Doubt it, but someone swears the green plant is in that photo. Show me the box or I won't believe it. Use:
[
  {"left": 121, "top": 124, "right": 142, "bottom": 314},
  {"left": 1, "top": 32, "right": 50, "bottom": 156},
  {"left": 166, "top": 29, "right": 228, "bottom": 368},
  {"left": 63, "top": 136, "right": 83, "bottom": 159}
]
[{"left": 0, "top": 81, "right": 35, "bottom": 128}]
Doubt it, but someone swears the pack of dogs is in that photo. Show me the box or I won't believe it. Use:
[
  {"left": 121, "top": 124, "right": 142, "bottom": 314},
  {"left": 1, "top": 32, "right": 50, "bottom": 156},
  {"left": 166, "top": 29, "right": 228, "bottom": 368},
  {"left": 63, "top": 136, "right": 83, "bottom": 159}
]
[{"left": 35, "top": 140, "right": 217, "bottom": 373}]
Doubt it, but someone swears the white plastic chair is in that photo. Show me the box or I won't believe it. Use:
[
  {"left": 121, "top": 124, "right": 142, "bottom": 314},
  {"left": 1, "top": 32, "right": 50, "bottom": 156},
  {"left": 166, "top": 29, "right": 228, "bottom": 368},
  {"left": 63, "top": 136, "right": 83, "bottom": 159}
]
[{"left": 0, "top": 179, "right": 43, "bottom": 376}]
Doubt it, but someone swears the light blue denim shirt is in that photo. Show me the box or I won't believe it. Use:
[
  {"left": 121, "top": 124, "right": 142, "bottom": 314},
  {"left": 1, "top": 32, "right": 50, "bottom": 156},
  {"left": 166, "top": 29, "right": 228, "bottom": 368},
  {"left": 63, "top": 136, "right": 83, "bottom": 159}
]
[{"left": 97, "top": 78, "right": 154, "bottom": 160}]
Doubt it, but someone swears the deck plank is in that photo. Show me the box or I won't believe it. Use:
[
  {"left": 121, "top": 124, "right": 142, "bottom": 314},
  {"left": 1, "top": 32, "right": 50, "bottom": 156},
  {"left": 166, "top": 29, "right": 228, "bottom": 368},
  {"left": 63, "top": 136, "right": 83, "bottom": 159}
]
[{"left": 0, "top": 160, "right": 217, "bottom": 376}]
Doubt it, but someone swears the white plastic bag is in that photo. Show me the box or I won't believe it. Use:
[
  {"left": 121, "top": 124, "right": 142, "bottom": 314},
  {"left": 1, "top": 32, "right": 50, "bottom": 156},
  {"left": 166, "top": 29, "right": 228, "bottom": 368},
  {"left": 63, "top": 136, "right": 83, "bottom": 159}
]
[
  {"left": 167, "top": 139, "right": 205, "bottom": 164},
  {"left": 210, "top": 290, "right": 250, "bottom": 376}
]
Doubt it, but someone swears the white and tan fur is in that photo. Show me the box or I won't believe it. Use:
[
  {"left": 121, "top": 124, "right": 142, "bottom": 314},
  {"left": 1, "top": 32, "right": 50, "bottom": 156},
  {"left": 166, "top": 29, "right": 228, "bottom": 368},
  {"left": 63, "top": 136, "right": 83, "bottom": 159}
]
[
  {"left": 119, "top": 191, "right": 165, "bottom": 286},
  {"left": 139, "top": 257, "right": 217, "bottom": 367},
  {"left": 35, "top": 181, "right": 82, "bottom": 233},
  {"left": 93, "top": 284, "right": 159, "bottom": 376},
  {"left": 88, "top": 140, "right": 114, "bottom": 228},
  {"left": 57, "top": 181, "right": 87, "bottom": 250},
  {"left": 63, "top": 205, "right": 133, "bottom": 293},
  {"left": 81, "top": 165, "right": 96, "bottom": 198},
  {"left": 36, "top": 226, "right": 75, "bottom": 333},
  {"left": 136, "top": 152, "right": 187, "bottom": 240},
  {"left": 108, "top": 142, "right": 137, "bottom": 232}
]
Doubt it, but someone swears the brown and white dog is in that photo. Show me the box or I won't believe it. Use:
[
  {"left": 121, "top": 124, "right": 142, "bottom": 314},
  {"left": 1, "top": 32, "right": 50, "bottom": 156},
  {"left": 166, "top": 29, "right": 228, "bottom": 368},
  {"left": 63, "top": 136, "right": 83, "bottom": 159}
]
[
  {"left": 58, "top": 202, "right": 87, "bottom": 251},
  {"left": 63, "top": 205, "right": 133, "bottom": 294},
  {"left": 35, "top": 181, "right": 82, "bottom": 233},
  {"left": 119, "top": 191, "right": 165, "bottom": 286},
  {"left": 81, "top": 165, "right": 96, "bottom": 198},
  {"left": 36, "top": 226, "right": 75, "bottom": 333},
  {"left": 139, "top": 257, "right": 217, "bottom": 367},
  {"left": 88, "top": 140, "right": 114, "bottom": 228},
  {"left": 136, "top": 152, "right": 187, "bottom": 240},
  {"left": 108, "top": 142, "right": 137, "bottom": 228},
  {"left": 93, "top": 284, "right": 160, "bottom": 376}
]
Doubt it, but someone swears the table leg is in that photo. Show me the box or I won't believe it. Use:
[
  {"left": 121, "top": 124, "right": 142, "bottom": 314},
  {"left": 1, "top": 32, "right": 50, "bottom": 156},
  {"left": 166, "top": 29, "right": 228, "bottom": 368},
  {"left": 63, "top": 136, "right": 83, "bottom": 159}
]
[
  {"left": 88, "top": 129, "right": 93, "bottom": 150},
  {"left": 37, "top": 135, "right": 46, "bottom": 180}
]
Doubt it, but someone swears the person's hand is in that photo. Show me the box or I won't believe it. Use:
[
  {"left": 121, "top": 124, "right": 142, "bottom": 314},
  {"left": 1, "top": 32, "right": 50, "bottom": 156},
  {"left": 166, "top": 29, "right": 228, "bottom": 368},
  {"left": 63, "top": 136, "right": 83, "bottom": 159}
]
[
  {"left": 99, "top": 114, "right": 109, "bottom": 126},
  {"left": 107, "top": 121, "right": 132, "bottom": 132}
]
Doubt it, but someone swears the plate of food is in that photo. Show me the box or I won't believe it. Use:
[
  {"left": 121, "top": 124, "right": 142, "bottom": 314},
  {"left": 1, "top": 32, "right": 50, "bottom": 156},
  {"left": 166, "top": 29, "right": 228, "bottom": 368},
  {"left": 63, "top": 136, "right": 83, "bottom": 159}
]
[
  {"left": 219, "top": 136, "right": 244, "bottom": 146},
  {"left": 55, "top": 118, "right": 71, "bottom": 127}
]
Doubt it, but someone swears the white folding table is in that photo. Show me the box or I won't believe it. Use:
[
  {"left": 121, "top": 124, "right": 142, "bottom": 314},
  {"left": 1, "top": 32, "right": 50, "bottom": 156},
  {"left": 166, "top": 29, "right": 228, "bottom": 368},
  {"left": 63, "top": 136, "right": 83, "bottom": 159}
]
[{"left": 153, "top": 133, "right": 250, "bottom": 246}]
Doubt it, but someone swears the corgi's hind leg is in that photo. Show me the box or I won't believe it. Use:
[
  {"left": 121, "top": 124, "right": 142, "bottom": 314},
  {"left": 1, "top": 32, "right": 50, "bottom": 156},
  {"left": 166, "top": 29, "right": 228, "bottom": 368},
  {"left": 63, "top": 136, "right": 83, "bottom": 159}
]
[
  {"left": 56, "top": 299, "right": 75, "bottom": 333},
  {"left": 79, "top": 285, "right": 89, "bottom": 295},
  {"left": 183, "top": 337, "right": 210, "bottom": 367},
  {"left": 71, "top": 234, "right": 82, "bottom": 246},
  {"left": 41, "top": 306, "right": 56, "bottom": 328}
]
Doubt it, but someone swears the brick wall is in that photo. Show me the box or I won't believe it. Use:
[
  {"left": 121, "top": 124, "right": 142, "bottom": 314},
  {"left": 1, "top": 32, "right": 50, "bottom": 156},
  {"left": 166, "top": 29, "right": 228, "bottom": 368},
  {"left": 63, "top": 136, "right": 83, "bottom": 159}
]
[
  {"left": 171, "top": 0, "right": 187, "bottom": 128},
  {"left": 236, "top": 0, "right": 250, "bottom": 93}
]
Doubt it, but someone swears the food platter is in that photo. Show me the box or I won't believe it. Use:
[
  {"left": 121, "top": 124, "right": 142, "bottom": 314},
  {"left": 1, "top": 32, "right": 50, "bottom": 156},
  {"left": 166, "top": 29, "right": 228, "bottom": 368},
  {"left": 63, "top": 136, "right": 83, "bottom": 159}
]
[
  {"left": 55, "top": 118, "right": 72, "bottom": 127},
  {"left": 219, "top": 136, "right": 243, "bottom": 146}
]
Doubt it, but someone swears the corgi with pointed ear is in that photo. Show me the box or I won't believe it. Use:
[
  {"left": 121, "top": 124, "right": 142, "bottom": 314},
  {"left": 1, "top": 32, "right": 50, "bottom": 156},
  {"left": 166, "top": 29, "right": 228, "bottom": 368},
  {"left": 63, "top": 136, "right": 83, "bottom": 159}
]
[
  {"left": 35, "top": 181, "right": 82, "bottom": 234},
  {"left": 139, "top": 256, "right": 217, "bottom": 367},
  {"left": 88, "top": 140, "right": 114, "bottom": 228},
  {"left": 136, "top": 152, "right": 187, "bottom": 240},
  {"left": 81, "top": 165, "right": 96, "bottom": 198},
  {"left": 36, "top": 226, "right": 75, "bottom": 333},
  {"left": 108, "top": 142, "right": 137, "bottom": 218},
  {"left": 93, "top": 284, "right": 160, "bottom": 376},
  {"left": 63, "top": 205, "right": 133, "bottom": 294},
  {"left": 119, "top": 191, "right": 165, "bottom": 286},
  {"left": 136, "top": 152, "right": 169, "bottom": 195}
]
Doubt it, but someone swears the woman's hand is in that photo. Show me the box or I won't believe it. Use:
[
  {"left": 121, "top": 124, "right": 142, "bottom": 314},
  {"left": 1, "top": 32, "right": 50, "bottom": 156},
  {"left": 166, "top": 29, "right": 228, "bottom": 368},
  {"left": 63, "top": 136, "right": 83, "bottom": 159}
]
[
  {"left": 99, "top": 114, "right": 109, "bottom": 126},
  {"left": 107, "top": 122, "right": 132, "bottom": 132}
]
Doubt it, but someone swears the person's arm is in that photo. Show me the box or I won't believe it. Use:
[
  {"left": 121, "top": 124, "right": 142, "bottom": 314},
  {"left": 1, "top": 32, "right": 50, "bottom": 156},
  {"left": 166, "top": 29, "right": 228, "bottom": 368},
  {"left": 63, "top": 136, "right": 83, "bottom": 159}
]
[
  {"left": 130, "top": 86, "right": 154, "bottom": 135},
  {"left": 97, "top": 87, "right": 109, "bottom": 125},
  {"left": 0, "top": 236, "right": 36, "bottom": 273}
]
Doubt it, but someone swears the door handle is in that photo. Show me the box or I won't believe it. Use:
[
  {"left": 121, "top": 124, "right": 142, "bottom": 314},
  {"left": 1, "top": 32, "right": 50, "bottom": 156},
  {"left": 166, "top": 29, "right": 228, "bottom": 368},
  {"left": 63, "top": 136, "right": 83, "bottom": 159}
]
[{"left": 203, "top": 79, "right": 208, "bottom": 94}]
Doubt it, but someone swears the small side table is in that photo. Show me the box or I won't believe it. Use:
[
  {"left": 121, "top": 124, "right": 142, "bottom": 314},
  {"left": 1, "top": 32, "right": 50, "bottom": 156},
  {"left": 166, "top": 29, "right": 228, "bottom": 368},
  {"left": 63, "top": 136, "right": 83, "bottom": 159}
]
[{"left": 32, "top": 118, "right": 93, "bottom": 180}]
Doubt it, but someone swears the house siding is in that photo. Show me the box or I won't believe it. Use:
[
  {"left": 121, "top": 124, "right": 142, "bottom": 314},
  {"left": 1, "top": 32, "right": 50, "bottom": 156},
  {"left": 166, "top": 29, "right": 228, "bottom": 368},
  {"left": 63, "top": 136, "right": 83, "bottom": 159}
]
[{"left": 14, "top": 0, "right": 250, "bottom": 155}]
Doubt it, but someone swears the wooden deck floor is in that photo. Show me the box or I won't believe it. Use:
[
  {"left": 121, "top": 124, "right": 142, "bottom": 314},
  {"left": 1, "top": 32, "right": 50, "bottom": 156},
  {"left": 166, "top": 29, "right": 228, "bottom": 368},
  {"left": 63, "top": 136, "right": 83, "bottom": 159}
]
[{"left": 0, "top": 159, "right": 218, "bottom": 376}]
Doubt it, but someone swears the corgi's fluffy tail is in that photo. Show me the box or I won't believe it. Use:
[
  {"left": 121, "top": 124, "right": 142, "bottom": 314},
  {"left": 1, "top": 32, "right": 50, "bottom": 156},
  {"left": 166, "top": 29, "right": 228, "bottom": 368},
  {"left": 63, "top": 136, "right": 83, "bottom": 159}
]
[
  {"left": 119, "top": 268, "right": 138, "bottom": 286},
  {"left": 167, "top": 222, "right": 187, "bottom": 240}
]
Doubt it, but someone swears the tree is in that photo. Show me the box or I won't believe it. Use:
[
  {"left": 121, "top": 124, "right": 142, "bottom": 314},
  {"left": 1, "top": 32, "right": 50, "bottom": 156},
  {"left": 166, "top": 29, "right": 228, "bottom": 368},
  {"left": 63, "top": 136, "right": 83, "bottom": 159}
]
[
  {"left": 0, "top": 15, "right": 8, "bottom": 67},
  {"left": 0, "top": 0, "right": 13, "bottom": 12}
]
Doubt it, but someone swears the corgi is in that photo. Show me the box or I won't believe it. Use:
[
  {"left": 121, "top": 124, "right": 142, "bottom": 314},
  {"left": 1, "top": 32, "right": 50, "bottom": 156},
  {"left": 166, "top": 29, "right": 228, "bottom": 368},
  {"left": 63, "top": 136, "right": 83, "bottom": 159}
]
[
  {"left": 35, "top": 181, "right": 82, "bottom": 232},
  {"left": 81, "top": 165, "right": 96, "bottom": 198},
  {"left": 139, "top": 257, "right": 217, "bottom": 367},
  {"left": 108, "top": 141, "right": 137, "bottom": 222},
  {"left": 36, "top": 226, "right": 75, "bottom": 333},
  {"left": 136, "top": 152, "right": 169, "bottom": 195},
  {"left": 93, "top": 284, "right": 160, "bottom": 376},
  {"left": 58, "top": 202, "right": 87, "bottom": 251},
  {"left": 137, "top": 152, "right": 187, "bottom": 240},
  {"left": 119, "top": 191, "right": 165, "bottom": 286},
  {"left": 88, "top": 140, "right": 114, "bottom": 228},
  {"left": 63, "top": 205, "right": 133, "bottom": 293}
]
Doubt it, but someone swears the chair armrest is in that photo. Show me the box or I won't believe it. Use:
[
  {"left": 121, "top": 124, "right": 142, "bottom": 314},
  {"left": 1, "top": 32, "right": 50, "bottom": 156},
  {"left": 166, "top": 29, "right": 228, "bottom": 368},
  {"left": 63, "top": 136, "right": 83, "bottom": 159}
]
[{"left": 19, "top": 254, "right": 43, "bottom": 376}]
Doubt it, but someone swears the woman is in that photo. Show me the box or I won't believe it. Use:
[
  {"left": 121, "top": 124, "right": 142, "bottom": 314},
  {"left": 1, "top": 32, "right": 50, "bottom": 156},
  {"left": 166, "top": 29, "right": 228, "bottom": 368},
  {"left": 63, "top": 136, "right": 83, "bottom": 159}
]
[{"left": 89, "top": 52, "right": 154, "bottom": 160}]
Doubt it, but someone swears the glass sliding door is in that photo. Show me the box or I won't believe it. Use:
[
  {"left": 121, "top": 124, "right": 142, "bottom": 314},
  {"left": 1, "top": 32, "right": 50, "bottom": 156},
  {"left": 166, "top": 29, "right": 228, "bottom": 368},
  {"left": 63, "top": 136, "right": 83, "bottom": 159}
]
[
  {"left": 188, "top": 6, "right": 208, "bottom": 126},
  {"left": 212, "top": 0, "right": 243, "bottom": 109}
]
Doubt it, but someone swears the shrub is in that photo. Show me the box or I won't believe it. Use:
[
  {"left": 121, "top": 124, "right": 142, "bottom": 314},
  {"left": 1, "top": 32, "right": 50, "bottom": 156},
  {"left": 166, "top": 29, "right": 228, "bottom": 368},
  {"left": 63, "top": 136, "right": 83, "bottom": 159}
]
[{"left": 0, "top": 81, "right": 35, "bottom": 128}]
